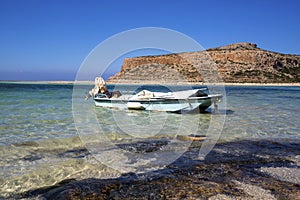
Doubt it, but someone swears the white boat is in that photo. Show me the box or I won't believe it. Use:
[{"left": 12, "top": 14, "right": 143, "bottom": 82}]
[{"left": 93, "top": 89, "right": 222, "bottom": 113}]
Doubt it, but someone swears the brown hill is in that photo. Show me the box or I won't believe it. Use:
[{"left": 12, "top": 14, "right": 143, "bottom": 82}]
[{"left": 107, "top": 42, "right": 300, "bottom": 84}]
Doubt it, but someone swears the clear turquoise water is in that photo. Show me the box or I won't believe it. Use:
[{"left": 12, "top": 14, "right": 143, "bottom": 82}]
[
  {"left": 222, "top": 86, "right": 300, "bottom": 140},
  {"left": 0, "top": 83, "right": 76, "bottom": 145},
  {"left": 0, "top": 83, "right": 300, "bottom": 198}
]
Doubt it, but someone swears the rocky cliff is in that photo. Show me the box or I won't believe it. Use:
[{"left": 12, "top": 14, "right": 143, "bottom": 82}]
[{"left": 107, "top": 42, "right": 300, "bottom": 84}]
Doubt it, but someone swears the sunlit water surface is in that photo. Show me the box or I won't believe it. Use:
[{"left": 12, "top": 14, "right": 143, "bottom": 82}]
[{"left": 0, "top": 83, "right": 299, "bottom": 198}]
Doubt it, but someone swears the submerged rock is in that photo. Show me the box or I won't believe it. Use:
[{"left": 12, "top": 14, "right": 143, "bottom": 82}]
[
  {"left": 21, "top": 139, "right": 300, "bottom": 200},
  {"left": 116, "top": 139, "right": 169, "bottom": 153}
]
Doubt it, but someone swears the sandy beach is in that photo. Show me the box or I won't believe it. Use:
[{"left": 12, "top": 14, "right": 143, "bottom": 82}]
[{"left": 1, "top": 80, "right": 300, "bottom": 87}]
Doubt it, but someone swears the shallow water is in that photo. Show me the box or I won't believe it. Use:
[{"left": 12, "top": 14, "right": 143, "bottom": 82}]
[
  {"left": 0, "top": 83, "right": 300, "bottom": 198},
  {"left": 222, "top": 86, "right": 300, "bottom": 141}
]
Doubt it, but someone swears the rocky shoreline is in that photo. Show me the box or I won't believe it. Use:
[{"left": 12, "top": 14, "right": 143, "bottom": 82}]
[{"left": 21, "top": 139, "right": 300, "bottom": 200}]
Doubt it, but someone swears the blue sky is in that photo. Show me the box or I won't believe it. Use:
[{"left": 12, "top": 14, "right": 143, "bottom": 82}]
[{"left": 0, "top": 0, "right": 299, "bottom": 81}]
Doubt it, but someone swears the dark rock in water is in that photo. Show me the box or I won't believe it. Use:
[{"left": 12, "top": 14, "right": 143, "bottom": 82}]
[
  {"left": 116, "top": 139, "right": 169, "bottom": 153},
  {"left": 21, "top": 139, "right": 300, "bottom": 200},
  {"left": 22, "top": 154, "right": 43, "bottom": 162},
  {"left": 58, "top": 147, "right": 90, "bottom": 158}
]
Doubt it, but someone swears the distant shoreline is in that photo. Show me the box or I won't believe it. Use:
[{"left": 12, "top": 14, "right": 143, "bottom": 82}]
[
  {"left": 0, "top": 81, "right": 93, "bottom": 85},
  {"left": 1, "top": 80, "right": 300, "bottom": 87},
  {"left": 106, "top": 81, "right": 300, "bottom": 87}
]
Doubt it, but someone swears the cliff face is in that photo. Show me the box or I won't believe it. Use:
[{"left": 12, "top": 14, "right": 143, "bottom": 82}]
[{"left": 108, "top": 42, "right": 300, "bottom": 84}]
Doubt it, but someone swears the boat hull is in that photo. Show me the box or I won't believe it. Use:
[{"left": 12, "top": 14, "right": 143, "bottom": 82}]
[{"left": 94, "top": 95, "right": 222, "bottom": 113}]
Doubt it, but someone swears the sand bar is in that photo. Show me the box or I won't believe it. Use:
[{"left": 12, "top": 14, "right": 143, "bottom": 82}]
[{"left": 1, "top": 80, "right": 300, "bottom": 87}]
